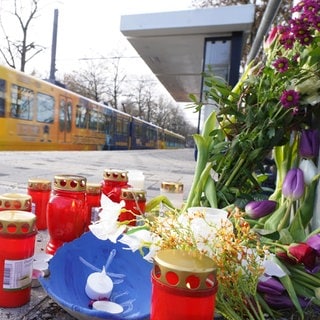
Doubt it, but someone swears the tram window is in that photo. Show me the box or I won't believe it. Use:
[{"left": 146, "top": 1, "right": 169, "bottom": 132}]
[
  {"left": 116, "top": 119, "right": 122, "bottom": 134},
  {"left": 117, "top": 117, "right": 128, "bottom": 135},
  {"left": 123, "top": 119, "right": 128, "bottom": 135},
  {"left": 76, "top": 104, "right": 89, "bottom": 128},
  {"left": 0, "top": 79, "right": 5, "bottom": 117},
  {"left": 148, "top": 128, "right": 157, "bottom": 141},
  {"left": 37, "top": 93, "right": 54, "bottom": 123},
  {"left": 89, "top": 110, "right": 98, "bottom": 130},
  {"left": 105, "top": 114, "right": 113, "bottom": 134},
  {"left": 135, "top": 124, "right": 142, "bottom": 137},
  {"left": 59, "top": 98, "right": 72, "bottom": 132},
  {"left": 97, "top": 112, "right": 106, "bottom": 132},
  {"left": 10, "top": 84, "right": 34, "bottom": 120}
]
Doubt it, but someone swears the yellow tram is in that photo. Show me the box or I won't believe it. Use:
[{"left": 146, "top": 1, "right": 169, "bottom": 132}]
[{"left": 0, "top": 64, "right": 185, "bottom": 151}]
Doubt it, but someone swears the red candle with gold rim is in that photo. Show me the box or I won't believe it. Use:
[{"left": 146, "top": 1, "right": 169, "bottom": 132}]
[
  {"left": 151, "top": 249, "right": 218, "bottom": 320},
  {"left": 0, "top": 210, "right": 36, "bottom": 307},
  {"left": 46, "top": 175, "right": 87, "bottom": 255},
  {"left": 101, "top": 169, "right": 130, "bottom": 203},
  {"left": 27, "top": 178, "right": 52, "bottom": 230}
]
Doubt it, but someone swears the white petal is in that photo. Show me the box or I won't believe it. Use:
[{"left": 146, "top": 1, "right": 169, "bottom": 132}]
[
  {"left": 299, "top": 159, "right": 318, "bottom": 185},
  {"left": 89, "top": 222, "right": 112, "bottom": 240},
  {"left": 263, "top": 256, "right": 287, "bottom": 277},
  {"left": 108, "top": 225, "right": 127, "bottom": 243},
  {"left": 89, "top": 221, "right": 126, "bottom": 242},
  {"left": 143, "top": 244, "right": 160, "bottom": 262},
  {"left": 118, "top": 234, "right": 141, "bottom": 252}
]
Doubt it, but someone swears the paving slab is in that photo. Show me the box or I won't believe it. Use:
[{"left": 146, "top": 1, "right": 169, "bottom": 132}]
[{"left": 0, "top": 148, "right": 196, "bottom": 320}]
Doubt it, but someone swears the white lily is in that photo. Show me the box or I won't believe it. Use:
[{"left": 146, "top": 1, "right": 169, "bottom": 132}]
[
  {"left": 118, "top": 229, "right": 161, "bottom": 262},
  {"left": 119, "top": 229, "right": 155, "bottom": 252},
  {"left": 89, "top": 194, "right": 126, "bottom": 242}
]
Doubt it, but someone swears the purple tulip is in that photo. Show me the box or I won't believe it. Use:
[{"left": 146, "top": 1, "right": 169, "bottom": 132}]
[
  {"left": 306, "top": 234, "right": 320, "bottom": 253},
  {"left": 245, "top": 200, "right": 277, "bottom": 219},
  {"left": 282, "top": 168, "right": 305, "bottom": 200},
  {"left": 257, "top": 277, "right": 285, "bottom": 295},
  {"left": 264, "top": 293, "right": 309, "bottom": 308},
  {"left": 300, "top": 129, "right": 320, "bottom": 159}
]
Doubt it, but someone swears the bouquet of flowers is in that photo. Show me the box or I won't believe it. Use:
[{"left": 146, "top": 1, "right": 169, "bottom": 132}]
[{"left": 89, "top": 1, "right": 320, "bottom": 319}]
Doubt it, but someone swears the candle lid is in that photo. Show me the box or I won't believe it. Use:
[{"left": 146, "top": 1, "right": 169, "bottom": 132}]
[
  {"left": 28, "top": 178, "right": 52, "bottom": 191},
  {"left": 153, "top": 249, "right": 216, "bottom": 290},
  {"left": 103, "top": 169, "right": 128, "bottom": 182},
  {"left": 0, "top": 193, "right": 32, "bottom": 211},
  {"left": 161, "top": 182, "right": 183, "bottom": 193},
  {"left": 53, "top": 175, "right": 86, "bottom": 192},
  {"left": 86, "top": 183, "right": 101, "bottom": 194},
  {"left": 120, "top": 188, "right": 146, "bottom": 201},
  {"left": 0, "top": 210, "right": 36, "bottom": 236}
]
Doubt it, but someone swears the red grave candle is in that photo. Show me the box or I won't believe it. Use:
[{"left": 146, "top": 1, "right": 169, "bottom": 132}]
[{"left": 46, "top": 175, "right": 87, "bottom": 255}]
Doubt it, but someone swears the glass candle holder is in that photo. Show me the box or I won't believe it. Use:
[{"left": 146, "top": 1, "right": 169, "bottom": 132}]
[
  {"left": 101, "top": 169, "right": 130, "bottom": 203},
  {"left": 27, "top": 178, "right": 52, "bottom": 230},
  {"left": 0, "top": 210, "right": 37, "bottom": 308},
  {"left": 127, "top": 170, "right": 145, "bottom": 189},
  {"left": 0, "top": 193, "right": 32, "bottom": 212},
  {"left": 160, "top": 181, "right": 184, "bottom": 209},
  {"left": 120, "top": 188, "right": 146, "bottom": 226},
  {"left": 46, "top": 175, "right": 87, "bottom": 255},
  {"left": 86, "top": 182, "right": 101, "bottom": 227},
  {"left": 151, "top": 249, "right": 218, "bottom": 320}
]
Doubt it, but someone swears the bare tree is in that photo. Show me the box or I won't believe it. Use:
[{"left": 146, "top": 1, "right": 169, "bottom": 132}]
[
  {"left": 103, "top": 56, "right": 127, "bottom": 109},
  {"left": 60, "top": 58, "right": 195, "bottom": 138},
  {"left": 0, "top": 0, "right": 44, "bottom": 71},
  {"left": 123, "top": 76, "right": 157, "bottom": 120},
  {"left": 63, "top": 59, "right": 109, "bottom": 102}
]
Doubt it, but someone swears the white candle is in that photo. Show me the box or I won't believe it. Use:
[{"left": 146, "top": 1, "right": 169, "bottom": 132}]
[{"left": 85, "top": 267, "right": 113, "bottom": 300}]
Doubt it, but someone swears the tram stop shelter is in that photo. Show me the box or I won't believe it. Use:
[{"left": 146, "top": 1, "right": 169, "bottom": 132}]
[{"left": 120, "top": 4, "right": 255, "bottom": 130}]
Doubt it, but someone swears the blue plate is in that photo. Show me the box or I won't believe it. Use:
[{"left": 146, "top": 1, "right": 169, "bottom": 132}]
[{"left": 39, "top": 231, "right": 152, "bottom": 320}]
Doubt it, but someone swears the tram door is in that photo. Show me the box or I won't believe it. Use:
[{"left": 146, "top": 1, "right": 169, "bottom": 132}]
[{"left": 58, "top": 95, "right": 72, "bottom": 144}]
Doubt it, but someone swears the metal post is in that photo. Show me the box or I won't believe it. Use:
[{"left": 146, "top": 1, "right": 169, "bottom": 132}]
[
  {"left": 246, "top": 0, "right": 283, "bottom": 64},
  {"left": 49, "top": 9, "right": 59, "bottom": 83}
]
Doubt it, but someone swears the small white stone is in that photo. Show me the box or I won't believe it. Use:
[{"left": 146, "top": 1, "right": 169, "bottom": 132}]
[{"left": 92, "top": 300, "right": 124, "bottom": 314}]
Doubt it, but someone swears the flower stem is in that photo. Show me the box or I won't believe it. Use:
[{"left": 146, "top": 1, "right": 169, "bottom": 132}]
[{"left": 277, "top": 198, "right": 293, "bottom": 231}]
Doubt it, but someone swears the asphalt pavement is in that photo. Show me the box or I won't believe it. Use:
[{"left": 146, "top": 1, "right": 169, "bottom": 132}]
[{"left": 0, "top": 148, "right": 196, "bottom": 320}]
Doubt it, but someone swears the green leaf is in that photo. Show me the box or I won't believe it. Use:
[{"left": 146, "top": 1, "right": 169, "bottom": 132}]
[
  {"left": 288, "top": 210, "right": 306, "bottom": 242},
  {"left": 280, "top": 274, "right": 304, "bottom": 319},
  {"left": 264, "top": 203, "right": 287, "bottom": 231},
  {"left": 204, "top": 176, "right": 218, "bottom": 208},
  {"left": 300, "top": 178, "right": 319, "bottom": 228},
  {"left": 278, "top": 228, "right": 294, "bottom": 244}
]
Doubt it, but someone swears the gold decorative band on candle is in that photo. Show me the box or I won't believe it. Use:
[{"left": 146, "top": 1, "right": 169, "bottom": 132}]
[
  {"left": 28, "top": 178, "right": 52, "bottom": 191},
  {"left": 53, "top": 175, "right": 87, "bottom": 192},
  {"left": 103, "top": 169, "right": 128, "bottom": 182},
  {"left": 153, "top": 249, "right": 217, "bottom": 290},
  {"left": 160, "top": 182, "right": 184, "bottom": 209},
  {"left": 0, "top": 210, "right": 37, "bottom": 236},
  {"left": 86, "top": 183, "right": 101, "bottom": 195},
  {"left": 160, "top": 181, "right": 183, "bottom": 193},
  {"left": 0, "top": 193, "right": 32, "bottom": 211},
  {"left": 151, "top": 249, "right": 218, "bottom": 320},
  {"left": 120, "top": 188, "right": 146, "bottom": 202}
]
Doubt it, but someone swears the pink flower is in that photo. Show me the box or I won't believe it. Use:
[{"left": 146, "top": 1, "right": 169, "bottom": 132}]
[
  {"left": 273, "top": 57, "right": 289, "bottom": 73},
  {"left": 280, "top": 90, "right": 300, "bottom": 108},
  {"left": 264, "top": 27, "right": 279, "bottom": 50}
]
